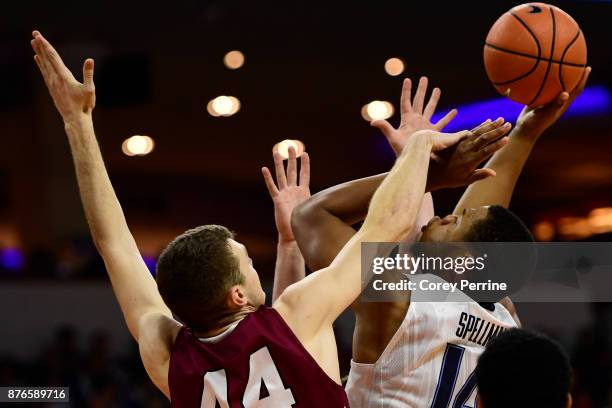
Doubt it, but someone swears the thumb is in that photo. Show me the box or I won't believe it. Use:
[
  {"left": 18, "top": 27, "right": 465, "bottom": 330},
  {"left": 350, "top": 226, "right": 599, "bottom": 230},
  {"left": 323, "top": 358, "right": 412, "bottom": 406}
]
[
  {"left": 467, "top": 168, "right": 496, "bottom": 184},
  {"left": 370, "top": 119, "right": 394, "bottom": 139},
  {"left": 83, "top": 58, "right": 95, "bottom": 88},
  {"left": 556, "top": 92, "right": 570, "bottom": 106},
  {"left": 431, "top": 130, "right": 470, "bottom": 151}
]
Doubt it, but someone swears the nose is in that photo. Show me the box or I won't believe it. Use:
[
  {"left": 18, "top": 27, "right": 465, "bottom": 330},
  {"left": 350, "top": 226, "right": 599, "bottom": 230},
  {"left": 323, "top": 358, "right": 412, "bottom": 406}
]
[
  {"left": 440, "top": 214, "right": 458, "bottom": 225},
  {"left": 427, "top": 216, "right": 441, "bottom": 227}
]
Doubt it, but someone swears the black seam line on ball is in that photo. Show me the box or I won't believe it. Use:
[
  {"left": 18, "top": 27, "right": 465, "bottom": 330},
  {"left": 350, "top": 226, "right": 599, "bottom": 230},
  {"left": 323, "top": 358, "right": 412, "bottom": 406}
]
[
  {"left": 558, "top": 29, "right": 583, "bottom": 91},
  {"left": 492, "top": 11, "right": 544, "bottom": 89},
  {"left": 485, "top": 43, "right": 586, "bottom": 68},
  {"left": 527, "top": 5, "right": 556, "bottom": 106}
]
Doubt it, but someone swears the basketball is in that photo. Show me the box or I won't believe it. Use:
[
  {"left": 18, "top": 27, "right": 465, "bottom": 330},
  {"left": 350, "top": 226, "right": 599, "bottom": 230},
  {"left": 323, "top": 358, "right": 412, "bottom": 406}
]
[{"left": 484, "top": 3, "right": 587, "bottom": 106}]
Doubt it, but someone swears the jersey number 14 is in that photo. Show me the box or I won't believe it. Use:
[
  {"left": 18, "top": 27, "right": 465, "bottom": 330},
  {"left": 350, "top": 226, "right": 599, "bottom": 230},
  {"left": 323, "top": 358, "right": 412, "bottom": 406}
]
[{"left": 431, "top": 344, "right": 478, "bottom": 408}]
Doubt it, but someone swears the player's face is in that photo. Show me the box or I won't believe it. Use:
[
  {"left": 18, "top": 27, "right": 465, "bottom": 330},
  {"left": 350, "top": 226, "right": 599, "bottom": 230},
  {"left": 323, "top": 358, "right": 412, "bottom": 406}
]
[
  {"left": 228, "top": 239, "right": 266, "bottom": 307},
  {"left": 419, "top": 206, "right": 490, "bottom": 242}
]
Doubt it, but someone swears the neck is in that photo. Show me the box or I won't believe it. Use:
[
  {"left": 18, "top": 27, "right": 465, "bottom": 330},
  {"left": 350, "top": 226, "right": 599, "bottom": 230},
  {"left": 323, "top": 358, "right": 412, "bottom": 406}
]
[{"left": 193, "top": 304, "right": 258, "bottom": 338}]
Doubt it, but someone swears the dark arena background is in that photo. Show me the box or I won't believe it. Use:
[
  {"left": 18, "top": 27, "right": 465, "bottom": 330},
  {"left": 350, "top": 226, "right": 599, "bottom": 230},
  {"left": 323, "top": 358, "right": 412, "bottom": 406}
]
[{"left": 1, "top": 0, "right": 611, "bottom": 406}]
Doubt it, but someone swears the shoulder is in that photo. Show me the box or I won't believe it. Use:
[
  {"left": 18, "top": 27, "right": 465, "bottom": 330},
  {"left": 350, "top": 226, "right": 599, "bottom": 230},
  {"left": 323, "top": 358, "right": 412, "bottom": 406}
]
[
  {"left": 138, "top": 311, "right": 183, "bottom": 398},
  {"left": 498, "top": 297, "right": 521, "bottom": 327}
]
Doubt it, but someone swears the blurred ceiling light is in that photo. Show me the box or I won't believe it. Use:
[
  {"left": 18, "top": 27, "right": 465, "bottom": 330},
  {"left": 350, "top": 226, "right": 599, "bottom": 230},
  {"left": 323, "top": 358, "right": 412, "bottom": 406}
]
[
  {"left": 208, "top": 96, "right": 240, "bottom": 117},
  {"left": 588, "top": 207, "right": 612, "bottom": 233},
  {"left": 224, "top": 50, "right": 245, "bottom": 69},
  {"left": 273, "top": 139, "right": 305, "bottom": 159},
  {"left": 535, "top": 205, "right": 612, "bottom": 241},
  {"left": 384, "top": 57, "right": 405, "bottom": 76},
  {"left": 122, "top": 135, "right": 155, "bottom": 156},
  {"left": 362, "top": 100, "right": 394, "bottom": 121},
  {"left": 533, "top": 221, "right": 555, "bottom": 241},
  {"left": 228, "top": 96, "right": 241, "bottom": 115},
  {"left": 556, "top": 217, "right": 592, "bottom": 240}
]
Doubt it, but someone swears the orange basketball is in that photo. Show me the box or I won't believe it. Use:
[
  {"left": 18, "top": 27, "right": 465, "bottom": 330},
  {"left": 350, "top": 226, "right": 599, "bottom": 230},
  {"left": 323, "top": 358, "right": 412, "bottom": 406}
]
[{"left": 484, "top": 3, "right": 587, "bottom": 107}]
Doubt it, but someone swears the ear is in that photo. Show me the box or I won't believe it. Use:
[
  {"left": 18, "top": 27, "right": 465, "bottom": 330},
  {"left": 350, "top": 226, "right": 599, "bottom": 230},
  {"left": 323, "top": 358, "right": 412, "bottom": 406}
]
[
  {"left": 565, "top": 392, "right": 572, "bottom": 408},
  {"left": 227, "top": 285, "right": 248, "bottom": 308}
]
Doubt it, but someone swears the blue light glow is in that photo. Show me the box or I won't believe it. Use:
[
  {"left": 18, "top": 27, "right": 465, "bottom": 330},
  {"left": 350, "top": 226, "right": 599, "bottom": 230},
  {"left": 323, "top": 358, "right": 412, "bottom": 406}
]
[
  {"left": 0, "top": 248, "right": 25, "bottom": 272},
  {"left": 430, "top": 85, "right": 612, "bottom": 132},
  {"left": 143, "top": 255, "right": 157, "bottom": 275}
]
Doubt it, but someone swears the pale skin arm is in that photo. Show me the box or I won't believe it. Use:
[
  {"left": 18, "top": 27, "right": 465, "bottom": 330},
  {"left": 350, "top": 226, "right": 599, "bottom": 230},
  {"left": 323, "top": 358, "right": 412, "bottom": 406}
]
[
  {"left": 31, "top": 31, "right": 179, "bottom": 398},
  {"left": 275, "top": 129, "right": 468, "bottom": 344},
  {"left": 261, "top": 147, "right": 311, "bottom": 301}
]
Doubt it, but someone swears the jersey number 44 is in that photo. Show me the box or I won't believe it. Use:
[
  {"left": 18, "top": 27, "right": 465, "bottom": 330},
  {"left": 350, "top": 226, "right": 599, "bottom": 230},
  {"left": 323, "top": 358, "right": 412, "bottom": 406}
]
[{"left": 201, "top": 347, "right": 296, "bottom": 408}]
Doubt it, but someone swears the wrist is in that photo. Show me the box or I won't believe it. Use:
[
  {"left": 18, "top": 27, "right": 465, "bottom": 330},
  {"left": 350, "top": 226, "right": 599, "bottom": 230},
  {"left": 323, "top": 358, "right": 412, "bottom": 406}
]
[
  {"left": 400, "top": 131, "right": 434, "bottom": 156},
  {"left": 512, "top": 122, "right": 545, "bottom": 142},
  {"left": 64, "top": 113, "right": 94, "bottom": 133},
  {"left": 277, "top": 235, "right": 298, "bottom": 247}
]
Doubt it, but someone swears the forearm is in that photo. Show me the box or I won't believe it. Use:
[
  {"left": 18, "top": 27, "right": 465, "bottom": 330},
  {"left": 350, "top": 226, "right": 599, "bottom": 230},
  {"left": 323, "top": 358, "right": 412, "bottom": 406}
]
[
  {"left": 454, "top": 126, "right": 537, "bottom": 213},
  {"left": 272, "top": 239, "right": 305, "bottom": 302},
  {"left": 316, "top": 174, "right": 387, "bottom": 224},
  {"left": 64, "top": 116, "right": 170, "bottom": 336},
  {"left": 293, "top": 173, "right": 434, "bottom": 272},
  {"left": 291, "top": 174, "right": 386, "bottom": 272},
  {"left": 278, "top": 135, "right": 434, "bottom": 330},
  {"left": 327, "top": 135, "right": 432, "bottom": 312},
  {"left": 315, "top": 173, "right": 442, "bottom": 226},
  {"left": 362, "top": 134, "right": 432, "bottom": 240},
  {"left": 64, "top": 117, "right": 132, "bottom": 248}
]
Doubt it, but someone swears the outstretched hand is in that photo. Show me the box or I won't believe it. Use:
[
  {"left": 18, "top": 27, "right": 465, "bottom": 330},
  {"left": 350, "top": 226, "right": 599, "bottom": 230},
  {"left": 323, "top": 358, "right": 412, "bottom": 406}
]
[
  {"left": 31, "top": 31, "right": 96, "bottom": 123},
  {"left": 371, "top": 77, "right": 458, "bottom": 156},
  {"left": 262, "top": 148, "right": 311, "bottom": 243},
  {"left": 516, "top": 66, "right": 591, "bottom": 138},
  {"left": 427, "top": 118, "right": 511, "bottom": 190}
]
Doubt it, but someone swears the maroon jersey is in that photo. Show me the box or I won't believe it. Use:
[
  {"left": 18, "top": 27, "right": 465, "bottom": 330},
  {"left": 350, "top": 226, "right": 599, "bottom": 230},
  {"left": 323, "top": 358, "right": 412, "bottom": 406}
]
[{"left": 169, "top": 305, "right": 349, "bottom": 407}]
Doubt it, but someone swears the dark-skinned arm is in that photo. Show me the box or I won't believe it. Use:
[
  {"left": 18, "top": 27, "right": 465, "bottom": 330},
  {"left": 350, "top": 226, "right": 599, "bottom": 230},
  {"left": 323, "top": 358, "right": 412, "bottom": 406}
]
[{"left": 454, "top": 67, "right": 591, "bottom": 214}]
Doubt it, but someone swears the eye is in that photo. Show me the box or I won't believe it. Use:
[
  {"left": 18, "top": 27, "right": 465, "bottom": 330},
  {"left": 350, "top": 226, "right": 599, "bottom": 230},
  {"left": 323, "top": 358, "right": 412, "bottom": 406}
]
[{"left": 462, "top": 209, "right": 467, "bottom": 216}]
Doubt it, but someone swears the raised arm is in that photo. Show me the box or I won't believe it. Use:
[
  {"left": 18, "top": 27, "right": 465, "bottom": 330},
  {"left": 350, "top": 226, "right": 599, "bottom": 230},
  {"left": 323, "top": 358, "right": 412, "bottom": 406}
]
[
  {"left": 31, "top": 32, "right": 178, "bottom": 397},
  {"left": 261, "top": 147, "right": 310, "bottom": 301},
  {"left": 454, "top": 67, "right": 591, "bottom": 213},
  {"left": 275, "top": 129, "right": 469, "bottom": 338},
  {"left": 293, "top": 77, "right": 509, "bottom": 273}
]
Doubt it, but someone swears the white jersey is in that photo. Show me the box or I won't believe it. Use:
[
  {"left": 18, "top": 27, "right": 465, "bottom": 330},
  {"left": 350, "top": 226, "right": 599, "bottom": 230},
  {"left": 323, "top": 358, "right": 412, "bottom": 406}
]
[{"left": 346, "top": 292, "right": 517, "bottom": 407}]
